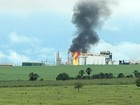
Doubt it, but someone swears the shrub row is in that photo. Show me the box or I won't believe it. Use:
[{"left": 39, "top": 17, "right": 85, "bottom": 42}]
[{"left": 56, "top": 69, "right": 140, "bottom": 81}]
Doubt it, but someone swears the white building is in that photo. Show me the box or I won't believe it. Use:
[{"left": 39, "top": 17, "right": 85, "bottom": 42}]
[
  {"left": 79, "top": 54, "right": 106, "bottom": 65},
  {"left": 78, "top": 51, "right": 112, "bottom": 65}
]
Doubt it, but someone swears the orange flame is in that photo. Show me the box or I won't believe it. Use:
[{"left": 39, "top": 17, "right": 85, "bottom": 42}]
[{"left": 73, "top": 52, "right": 79, "bottom": 65}]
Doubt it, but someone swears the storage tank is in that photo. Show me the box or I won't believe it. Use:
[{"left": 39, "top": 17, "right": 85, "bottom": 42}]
[{"left": 79, "top": 56, "right": 87, "bottom": 65}]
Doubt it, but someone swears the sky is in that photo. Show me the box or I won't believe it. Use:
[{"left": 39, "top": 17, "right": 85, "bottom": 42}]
[{"left": 0, "top": 0, "right": 140, "bottom": 65}]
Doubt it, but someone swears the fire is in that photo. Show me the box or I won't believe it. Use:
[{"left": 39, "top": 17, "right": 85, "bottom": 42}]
[{"left": 73, "top": 52, "right": 79, "bottom": 65}]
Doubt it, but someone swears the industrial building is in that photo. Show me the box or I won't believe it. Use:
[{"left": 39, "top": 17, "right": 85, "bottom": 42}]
[
  {"left": 0, "top": 64, "right": 14, "bottom": 66},
  {"left": 67, "top": 51, "right": 112, "bottom": 65},
  {"left": 22, "top": 62, "right": 45, "bottom": 66}
]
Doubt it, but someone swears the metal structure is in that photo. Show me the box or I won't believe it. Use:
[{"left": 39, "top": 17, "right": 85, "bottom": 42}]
[
  {"left": 100, "top": 51, "right": 112, "bottom": 64},
  {"left": 56, "top": 51, "right": 62, "bottom": 65}
]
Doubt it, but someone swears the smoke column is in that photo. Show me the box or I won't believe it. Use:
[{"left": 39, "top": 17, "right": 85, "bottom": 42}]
[{"left": 69, "top": 0, "right": 111, "bottom": 53}]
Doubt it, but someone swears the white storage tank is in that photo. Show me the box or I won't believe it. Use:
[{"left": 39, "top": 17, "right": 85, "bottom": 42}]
[{"left": 79, "top": 55, "right": 106, "bottom": 65}]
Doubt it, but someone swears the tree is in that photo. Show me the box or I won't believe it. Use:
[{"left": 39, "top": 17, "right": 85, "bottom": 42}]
[
  {"left": 78, "top": 70, "right": 85, "bottom": 77},
  {"left": 56, "top": 73, "right": 70, "bottom": 80},
  {"left": 29, "top": 72, "right": 39, "bottom": 81},
  {"left": 136, "top": 77, "right": 140, "bottom": 87},
  {"left": 85, "top": 67, "right": 92, "bottom": 76},
  {"left": 74, "top": 81, "right": 83, "bottom": 93},
  {"left": 105, "top": 73, "right": 114, "bottom": 79},
  {"left": 99, "top": 72, "right": 105, "bottom": 79},
  {"left": 126, "top": 75, "right": 133, "bottom": 78},
  {"left": 117, "top": 73, "right": 125, "bottom": 78},
  {"left": 133, "top": 70, "right": 140, "bottom": 77},
  {"left": 75, "top": 75, "right": 82, "bottom": 80}
]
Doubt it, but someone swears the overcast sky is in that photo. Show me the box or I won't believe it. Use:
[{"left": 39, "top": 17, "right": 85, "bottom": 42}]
[{"left": 0, "top": 0, "right": 140, "bottom": 65}]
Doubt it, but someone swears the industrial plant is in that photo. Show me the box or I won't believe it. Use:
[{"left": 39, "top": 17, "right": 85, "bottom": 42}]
[
  {"left": 68, "top": 51, "right": 112, "bottom": 65},
  {"left": 55, "top": 51, "right": 139, "bottom": 66},
  {"left": 0, "top": 50, "right": 138, "bottom": 66},
  {"left": 54, "top": 51, "right": 112, "bottom": 66},
  {"left": 20, "top": 51, "right": 112, "bottom": 66}
]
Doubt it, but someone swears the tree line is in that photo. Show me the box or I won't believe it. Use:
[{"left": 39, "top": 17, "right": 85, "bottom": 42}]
[
  {"left": 56, "top": 68, "right": 140, "bottom": 80},
  {"left": 28, "top": 69, "right": 140, "bottom": 87}
]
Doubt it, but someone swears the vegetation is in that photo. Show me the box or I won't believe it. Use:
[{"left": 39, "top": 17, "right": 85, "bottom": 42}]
[
  {"left": 56, "top": 72, "right": 70, "bottom": 80},
  {"left": 0, "top": 65, "right": 140, "bottom": 105},
  {"left": 28, "top": 72, "right": 39, "bottom": 81},
  {"left": 74, "top": 81, "right": 83, "bottom": 92},
  {"left": 92, "top": 72, "right": 114, "bottom": 79},
  {"left": 136, "top": 77, "right": 140, "bottom": 87},
  {"left": 57, "top": 68, "right": 136, "bottom": 81},
  {"left": 85, "top": 67, "right": 92, "bottom": 76},
  {"left": 117, "top": 73, "right": 125, "bottom": 78},
  {"left": 133, "top": 70, "right": 140, "bottom": 77},
  {"left": 78, "top": 70, "right": 85, "bottom": 77},
  {"left": 0, "top": 65, "right": 140, "bottom": 80},
  {"left": 0, "top": 85, "right": 140, "bottom": 105},
  {"left": 0, "top": 78, "right": 136, "bottom": 87}
]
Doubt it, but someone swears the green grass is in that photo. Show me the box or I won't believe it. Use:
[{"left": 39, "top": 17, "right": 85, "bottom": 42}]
[
  {"left": 0, "top": 65, "right": 139, "bottom": 80},
  {"left": 0, "top": 85, "right": 140, "bottom": 105},
  {"left": 0, "top": 65, "right": 139, "bottom": 105},
  {"left": 0, "top": 78, "right": 136, "bottom": 87}
]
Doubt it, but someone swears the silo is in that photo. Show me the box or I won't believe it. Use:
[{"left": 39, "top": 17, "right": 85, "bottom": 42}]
[
  {"left": 93, "top": 55, "right": 97, "bottom": 65},
  {"left": 100, "top": 56, "right": 105, "bottom": 65},
  {"left": 79, "top": 56, "right": 86, "bottom": 65},
  {"left": 86, "top": 56, "right": 93, "bottom": 65}
]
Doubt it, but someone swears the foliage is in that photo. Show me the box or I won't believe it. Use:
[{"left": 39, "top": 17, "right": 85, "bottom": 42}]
[
  {"left": 74, "top": 81, "right": 83, "bottom": 92},
  {"left": 29, "top": 72, "right": 39, "bottom": 81},
  {"left": 117, "top": 73, "right": 125, "bottom": 78},
  {"left": 85, "top": 67, "right": 92, "bottom": 76},
  {"left": 39, "top": 78, "right": 44, "bottom": 81},
  {"left": 78, "top": 70, "right": 85, "bottom": 77},
  {"left": 56, "top": 73, "right": 70, "bottom": 80},
  {"left": 0, "top": 65, "right": 140, "bottom": 80},
  {"left": 75, "top": 75, "right": 83, "bottom": 80},
  {"left": 133, "top": 70, "right": 140, "bottom": 77},
  {"left": 105, "top": 73, "right": 114, "bottom": 78},
  {"left": 91, "top": 73, "right": 114, "bottom": 79},
  {"left": 136, "top": 77, "right": 140, "bottom": 87},
  {"left": 126, "top": 75, "right": 133, "bottom": 78},
  {"left": 82, "top": 76, "right": 91, "bottom": 79}
]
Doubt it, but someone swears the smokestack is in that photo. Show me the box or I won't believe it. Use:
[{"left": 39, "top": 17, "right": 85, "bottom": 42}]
[{"left": 69, "top": 0, "right": 111, "bottom": 53}]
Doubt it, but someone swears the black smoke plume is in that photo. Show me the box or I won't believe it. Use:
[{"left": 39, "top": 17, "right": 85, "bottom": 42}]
[{"left": 69, "top": 0, "right": 111, "bottom": 53}]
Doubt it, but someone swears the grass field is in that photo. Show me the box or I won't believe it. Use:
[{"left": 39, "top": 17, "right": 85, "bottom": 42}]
[
  {"left": 0, "top": 65, "right": 139, "bottom": 80},
  {"left": 0, "top": 85, "right": 140, "bottom": 105},
  {"left": 0, "top": 78, "right": 136, "bottom": 87},
  {"left": 0, "top": 65, "right": 139, "bottom": 105}
]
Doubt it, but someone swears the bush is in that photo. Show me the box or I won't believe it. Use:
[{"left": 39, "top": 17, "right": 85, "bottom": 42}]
[
  {"left": 40, "top": 78, "right": 44, "bottom": 81},
  {"left": 82, "top": 76, "right": 91, "bottom": 79},
  {"left": 91, "top": 73, "right": 114, "bottom": 79},
  {"left": 136, "top": 77, "right": 140, "bottom": 87},
  {"left": 75, "top": 75, "right": 83, "bottom": 80},
  {"left": 133, "top": 70, "right": 140, "bottom": 77},
  {"left": 105, "top": 73, "right": 114, "bottom": 79},
  {"left": 117, "top": 73, "right": 125, "bottom": 78},
  {"left": 29, "top": 72, "right": 39, "bottom": 81},
  {"left": 126, "top": 75, "right": 133, "bottom": 78},
  {"left": 56, "top": 73, "right": 70, "bottom": 80}
]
